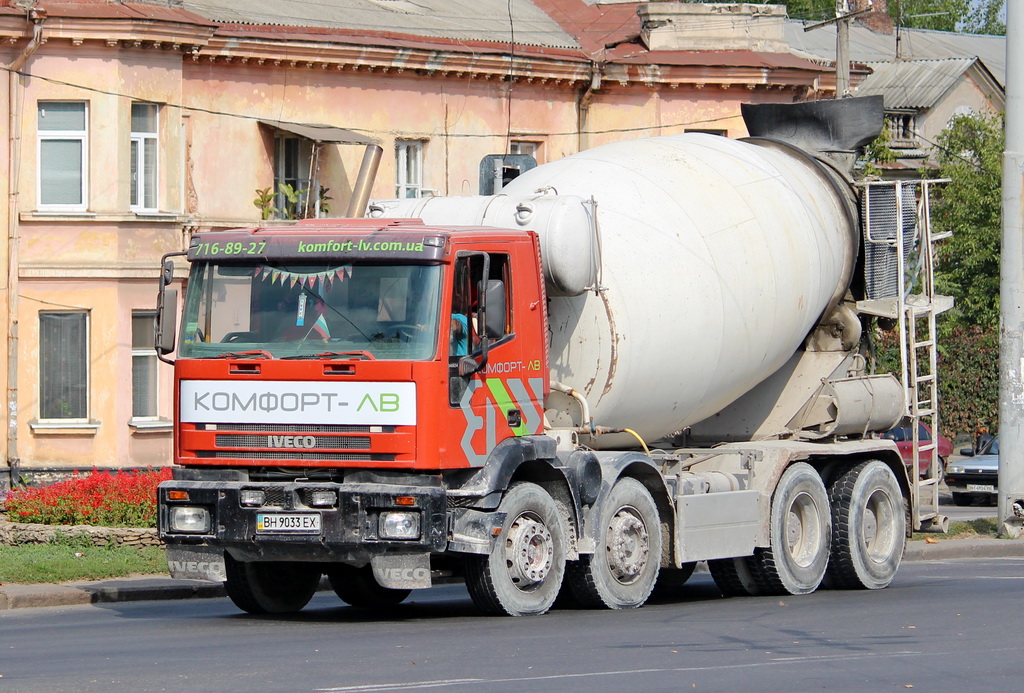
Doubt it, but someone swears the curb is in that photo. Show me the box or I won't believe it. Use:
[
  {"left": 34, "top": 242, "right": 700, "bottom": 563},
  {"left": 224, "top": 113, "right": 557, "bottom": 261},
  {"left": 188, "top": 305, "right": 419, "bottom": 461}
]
[
  {"left": 3, "top": 537, "right": 1023, "bottom": 611},
  {"left": 0, "top": 577, "right": 225, "bottom": 611}
]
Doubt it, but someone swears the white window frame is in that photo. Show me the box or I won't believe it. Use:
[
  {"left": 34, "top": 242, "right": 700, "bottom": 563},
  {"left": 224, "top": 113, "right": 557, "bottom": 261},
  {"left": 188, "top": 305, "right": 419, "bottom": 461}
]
[
  {"left": 273, "top": 134, "right": 317, "bottom": 219},
  {"left": 396, "top": 140, "right": 424, "bottom": 199},
  {"left": 37, "top": 101, "right": 88, "bottom": 212},
  {"left": 38, "top": 311, "right": 90, "bottom": 423},
  {"left": 509, "top": 140, "right": 539, "bottom": 161},
  {"left": 131, "top": 310, "right": 160, "bottom": 422},
  {"left": 130, "top": 103, "right": 159, "bottom": 213}
]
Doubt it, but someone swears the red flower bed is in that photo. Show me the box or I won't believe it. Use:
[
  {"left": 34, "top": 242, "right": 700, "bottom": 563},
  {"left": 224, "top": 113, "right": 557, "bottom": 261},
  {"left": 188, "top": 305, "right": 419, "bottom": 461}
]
[{"left": 4, "top": 468, "right": 172, "bottom": 528}]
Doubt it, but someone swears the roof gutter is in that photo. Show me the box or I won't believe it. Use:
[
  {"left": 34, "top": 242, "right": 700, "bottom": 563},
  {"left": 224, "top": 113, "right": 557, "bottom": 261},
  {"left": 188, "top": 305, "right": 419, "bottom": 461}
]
[{"left": 6, "top": 5, "right": 47, "bottom": 487}]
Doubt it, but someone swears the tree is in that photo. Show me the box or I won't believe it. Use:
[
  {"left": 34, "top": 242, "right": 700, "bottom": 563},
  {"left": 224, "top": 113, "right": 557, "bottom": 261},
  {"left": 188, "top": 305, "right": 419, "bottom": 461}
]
[
  {"left": 932, "top": 111, "right": 1004, "bottom": 329},
  {"left": 694, "top": 1, "right": 1006, "bottom": 35}
]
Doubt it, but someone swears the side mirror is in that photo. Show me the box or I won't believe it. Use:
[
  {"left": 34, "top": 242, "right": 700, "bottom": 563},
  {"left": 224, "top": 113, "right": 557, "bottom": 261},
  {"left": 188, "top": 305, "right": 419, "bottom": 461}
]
[
  {"left": 483, "top": 279, "right": 506, "bottom": 339},
  {"left": 959, "top": 448, "right": 975, "bottom": 457},
  {"left": 156, "top": 288, "right": 178, "bottom": 358}
]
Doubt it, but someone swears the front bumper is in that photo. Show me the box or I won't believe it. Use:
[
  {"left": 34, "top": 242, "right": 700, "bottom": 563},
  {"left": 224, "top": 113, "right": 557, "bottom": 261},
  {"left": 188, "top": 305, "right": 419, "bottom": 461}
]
[{"left": 159, "top": 480, "right": 448, "bottom": 564}]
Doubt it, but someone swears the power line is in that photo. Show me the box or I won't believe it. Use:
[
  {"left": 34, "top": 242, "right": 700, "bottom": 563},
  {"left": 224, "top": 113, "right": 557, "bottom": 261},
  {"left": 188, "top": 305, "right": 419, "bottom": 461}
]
[{"left": 0, "top": 63, "right": 740, "bottom": 140}]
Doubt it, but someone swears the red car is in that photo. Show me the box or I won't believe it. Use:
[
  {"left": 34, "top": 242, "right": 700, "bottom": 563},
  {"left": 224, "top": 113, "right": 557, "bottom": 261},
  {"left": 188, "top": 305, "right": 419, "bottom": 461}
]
[{"left": 882, "top": 423, "right": 953, "bottom": 475}]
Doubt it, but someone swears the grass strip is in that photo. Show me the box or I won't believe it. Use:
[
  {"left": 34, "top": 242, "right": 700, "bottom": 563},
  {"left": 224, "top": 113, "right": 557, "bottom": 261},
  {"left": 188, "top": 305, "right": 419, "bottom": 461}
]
[{"left": 0, "top": 534, "right": 167, "bottom": 585}]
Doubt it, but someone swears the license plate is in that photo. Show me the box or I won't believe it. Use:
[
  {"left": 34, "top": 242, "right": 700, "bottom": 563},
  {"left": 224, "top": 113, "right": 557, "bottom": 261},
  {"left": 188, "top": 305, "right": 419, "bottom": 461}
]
[
  {"left": 966, "top": 484, "right": 995, "bottom": 493},
  {"left": 256, "top": 513, "right": 321, "bottom": 534}
]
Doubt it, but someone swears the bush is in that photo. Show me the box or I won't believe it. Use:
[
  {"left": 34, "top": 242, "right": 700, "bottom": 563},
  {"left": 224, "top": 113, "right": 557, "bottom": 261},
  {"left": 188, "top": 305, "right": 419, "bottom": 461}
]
[{"left": 5, "top": 468, "right": 172, "bottom": 528}]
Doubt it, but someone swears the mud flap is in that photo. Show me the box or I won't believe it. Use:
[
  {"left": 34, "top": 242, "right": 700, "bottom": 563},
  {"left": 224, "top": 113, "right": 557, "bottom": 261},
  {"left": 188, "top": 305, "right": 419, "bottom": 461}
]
[
  {"left": 371, "top": 553, "right": 432, "bottom": 589},
  {"left": 167, "top": 545, "right": 227, "bottom": 582},
  {"left": 447, "top": 508, "right": 506, "bottom": 555}
]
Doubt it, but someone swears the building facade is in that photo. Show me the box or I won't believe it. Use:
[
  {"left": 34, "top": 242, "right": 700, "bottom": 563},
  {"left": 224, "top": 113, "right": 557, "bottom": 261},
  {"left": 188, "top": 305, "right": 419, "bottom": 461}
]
[{"left": 0, "top": 0, "right": 861, "bottom": 484}]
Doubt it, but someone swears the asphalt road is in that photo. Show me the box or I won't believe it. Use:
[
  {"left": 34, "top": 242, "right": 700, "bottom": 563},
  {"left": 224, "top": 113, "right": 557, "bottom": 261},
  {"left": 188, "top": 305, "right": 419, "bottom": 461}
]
[{"left": 1, "top": 557, "right": 1021, "bottom": 693}]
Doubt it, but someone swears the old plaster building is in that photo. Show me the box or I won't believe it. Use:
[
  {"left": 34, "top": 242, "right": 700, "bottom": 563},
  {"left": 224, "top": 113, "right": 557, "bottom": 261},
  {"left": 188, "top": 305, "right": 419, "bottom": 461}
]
[{"left": 0, "top": 0, "right": 936, "bottom": 484}]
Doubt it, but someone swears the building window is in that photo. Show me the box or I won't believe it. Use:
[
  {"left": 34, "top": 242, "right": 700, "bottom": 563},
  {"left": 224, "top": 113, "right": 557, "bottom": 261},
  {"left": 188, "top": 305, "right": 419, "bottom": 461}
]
[
  {"left": 274, "top": 135, "right": 316, "bottom": 218},
  {"left": 39, "top": 312, "right": 88, "bottom": 420},
  {"left": 132, "top": 311, "right": 158, "bottom": 419},
  {"left": 37, "top": 101, "right": 87, "bottom": 210},
  {"left": 396, "top": 140, "right": 424, "bottom": 198},
  {"left": 509, "top": 140, "right": 540, "bottom": 162},
  {"left": 131, "top": 103, "right": 159, "bottom": 212}
]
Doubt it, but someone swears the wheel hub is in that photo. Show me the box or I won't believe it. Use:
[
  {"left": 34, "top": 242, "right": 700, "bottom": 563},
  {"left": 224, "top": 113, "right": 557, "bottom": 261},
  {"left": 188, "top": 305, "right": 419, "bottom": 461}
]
[
  {"left": 606, "top": 508, "right": 650, "bottom": 584},
  {"left": 505, "top": 513, "right": 553, "bottom": 588},
  {"left": 785, "top": 491, "right": 821, "bottom": 568}
]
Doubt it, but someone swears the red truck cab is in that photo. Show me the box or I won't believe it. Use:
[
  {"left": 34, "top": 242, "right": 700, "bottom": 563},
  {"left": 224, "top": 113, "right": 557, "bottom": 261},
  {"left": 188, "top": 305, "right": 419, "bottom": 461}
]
[{"left": 159, "top": 219, "right": 551, "bottom": 591}]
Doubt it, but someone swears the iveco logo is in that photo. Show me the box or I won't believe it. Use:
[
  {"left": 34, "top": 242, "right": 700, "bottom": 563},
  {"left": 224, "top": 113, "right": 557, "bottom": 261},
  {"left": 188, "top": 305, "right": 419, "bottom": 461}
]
[{"left": 268, "top": 435, "right": 316, "bottom": 449}]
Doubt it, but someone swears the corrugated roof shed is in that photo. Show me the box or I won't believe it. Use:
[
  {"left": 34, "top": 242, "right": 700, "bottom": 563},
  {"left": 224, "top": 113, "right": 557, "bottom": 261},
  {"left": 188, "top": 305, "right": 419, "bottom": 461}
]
[
  {"left": 856, "top": 58, "right": 977, "bottom": 109},
  {"left": 175, "top": 0, "right": 581, "bottom": 50},
  {"left": 784, "top": 19, "right": 1005, "bottom": 86}
]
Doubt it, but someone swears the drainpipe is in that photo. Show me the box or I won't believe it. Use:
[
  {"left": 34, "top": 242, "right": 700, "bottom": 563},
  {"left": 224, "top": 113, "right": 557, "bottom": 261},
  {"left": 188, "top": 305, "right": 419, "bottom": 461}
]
[
  {"left": 5, "top": 7, "right": 46, "bottom": 488},
  {"left": 576, "top": 63, "right": 603, "bottom": 153}
]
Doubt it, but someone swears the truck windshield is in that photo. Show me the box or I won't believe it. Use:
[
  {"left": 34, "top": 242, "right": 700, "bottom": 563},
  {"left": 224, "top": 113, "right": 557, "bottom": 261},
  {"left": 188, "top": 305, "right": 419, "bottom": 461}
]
[{"left": 178, "top": 261, "right": 442, "bottom": 360}]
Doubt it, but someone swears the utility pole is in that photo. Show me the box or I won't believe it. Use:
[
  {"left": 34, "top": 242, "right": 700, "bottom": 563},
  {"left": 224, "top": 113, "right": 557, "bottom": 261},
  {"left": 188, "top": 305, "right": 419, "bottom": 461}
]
[
  {"left": 999, "top": 1, "right": 1024, "bottom": 537},
  {"left": 804, "top": 1, "right": 873, "bottom": 98}
]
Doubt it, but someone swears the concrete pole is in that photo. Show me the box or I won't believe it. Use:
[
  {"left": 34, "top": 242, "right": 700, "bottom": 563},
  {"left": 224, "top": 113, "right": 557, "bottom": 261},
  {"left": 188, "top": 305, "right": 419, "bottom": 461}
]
[
  {"left": 999, "top": 1, "right": 1024, "bottom": 537},
  {"left": 835, "top": 1, "right": 851, "bottom": 97}
]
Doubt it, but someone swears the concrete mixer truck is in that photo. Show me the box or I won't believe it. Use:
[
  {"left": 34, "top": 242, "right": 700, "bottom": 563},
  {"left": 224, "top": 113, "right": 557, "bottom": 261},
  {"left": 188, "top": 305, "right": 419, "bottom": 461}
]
[{"left": 156, "top": 96, "right": 947, "bottom": 616}]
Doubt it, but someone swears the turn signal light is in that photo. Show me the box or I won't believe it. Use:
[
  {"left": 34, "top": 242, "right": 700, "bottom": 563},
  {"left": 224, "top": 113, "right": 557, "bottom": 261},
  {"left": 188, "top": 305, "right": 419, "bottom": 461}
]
[
  {"left": 395, "top": 496, "right": 416, "bottom": 506},
  {"left": 167, "top": 490, "right": 190, "bottom": 501}
]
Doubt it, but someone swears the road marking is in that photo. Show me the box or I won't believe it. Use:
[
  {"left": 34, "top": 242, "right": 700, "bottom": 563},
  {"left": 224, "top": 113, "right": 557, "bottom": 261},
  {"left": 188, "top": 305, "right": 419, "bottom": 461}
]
[{"left": 315, "top": 651, "right": 924, "bottom": 692}]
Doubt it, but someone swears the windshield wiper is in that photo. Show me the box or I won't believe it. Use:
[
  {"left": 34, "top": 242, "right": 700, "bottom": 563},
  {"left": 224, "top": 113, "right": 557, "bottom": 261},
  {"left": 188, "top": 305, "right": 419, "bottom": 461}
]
[
  {"left": 282, "top": 351, "right": 376, "bottom": 361},
  {"left": 207, "top": 350, "right": 273, "bottom": 360}
]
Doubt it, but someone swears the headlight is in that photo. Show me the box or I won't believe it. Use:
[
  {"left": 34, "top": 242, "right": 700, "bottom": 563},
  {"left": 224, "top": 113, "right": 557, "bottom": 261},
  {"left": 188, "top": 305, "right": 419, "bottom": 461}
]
[
  {"left": 169, "top": 506, "right": 211, "bottom": 533},
  {"left": 948, "top": 465, "right": 965, "bottom": 474},
  {"left": 240, "top": 489, "right": 266, "bottom": 507},
  {"left": 308, "top": 489, "right": 338, "bottom": 508},
  {"left": 379, "top": 511, "right": 421, "bottom": 540}
]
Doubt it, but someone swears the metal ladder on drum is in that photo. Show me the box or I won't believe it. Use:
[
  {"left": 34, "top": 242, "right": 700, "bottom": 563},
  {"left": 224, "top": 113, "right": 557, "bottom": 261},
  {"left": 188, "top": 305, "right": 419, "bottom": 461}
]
[{"left": 856, "top": 178, "right": 952, "bottom": 532}]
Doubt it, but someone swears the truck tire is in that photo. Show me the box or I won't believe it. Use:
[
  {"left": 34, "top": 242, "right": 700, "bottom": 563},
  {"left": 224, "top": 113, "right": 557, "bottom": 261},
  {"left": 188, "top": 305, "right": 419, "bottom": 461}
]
[
  {"left": 326, "top": 564, "right": 411, "bottom": 607},
  {"left": 752, "top": 462, "right": 831, "bottom": 595},
  {"left": 708, "top": 557, "right": 763, "bottom": 597},
  {"left": 823, "top": 460, "right": 906, "bottom": 590},
  {"left": 223, "top": 555, "right": 320, "bottom": 614},
  {"left": 566, "top": 478, "right": 662, "bottom": 609},
  {"left": 464, "top": 481, "right": 566, "bottom": 616}
]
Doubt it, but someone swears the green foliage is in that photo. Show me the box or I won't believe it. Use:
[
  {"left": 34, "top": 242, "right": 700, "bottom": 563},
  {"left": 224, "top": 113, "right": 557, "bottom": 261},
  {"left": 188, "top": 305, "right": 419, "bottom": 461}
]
[
  {"left": 859, "top": 121, "right": 897, "bottom": 178},
  {"left": 691, "top": 1, "right": 1005, "bottom": 35},
  {"left": 277, "top": 182, "right": 307, "bottom": 219},
  {"left": 932, "top": 111, "right": 1004, "bottom": 329},
  {"left": 936, "top": 325, "right": 1000, "bottom": 435},
  {"left": 253, "top": 187, "right": 277, "bottom": 220},
  {"left": 318, "top": 186, "right": 333, "bottom": 216},
  {"left": 0, "top": 538, "right": 166, "bottom": 584}
]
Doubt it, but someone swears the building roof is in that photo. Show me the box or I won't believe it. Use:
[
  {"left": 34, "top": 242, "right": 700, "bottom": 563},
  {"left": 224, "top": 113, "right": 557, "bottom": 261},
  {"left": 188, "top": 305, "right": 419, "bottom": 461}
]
[
  {"left": 784, "top": 19, "right": 1006, "bottom": 86},
  {"left": 855, "top": 58, "right": 978, "bottom": 110},
  {"left": 174, "top": 0, "right": 581, "bottom": 50}
]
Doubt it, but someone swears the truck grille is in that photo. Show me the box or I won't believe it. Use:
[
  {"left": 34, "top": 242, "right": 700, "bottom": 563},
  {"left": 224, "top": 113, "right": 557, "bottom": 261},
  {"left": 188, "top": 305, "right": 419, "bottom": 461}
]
[
  {"left": 197, "top": 451, "right": 392, "bottom": 461},
  {"left": 214, "top": 434, "right": 371, "bottom": 450}
]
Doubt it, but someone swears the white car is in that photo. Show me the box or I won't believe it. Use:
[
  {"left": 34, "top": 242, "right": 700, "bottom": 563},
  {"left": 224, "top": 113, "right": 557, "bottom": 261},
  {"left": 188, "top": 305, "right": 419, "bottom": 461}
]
[{"left": 946, "top": 437, "right": 999, "bottom": 506}]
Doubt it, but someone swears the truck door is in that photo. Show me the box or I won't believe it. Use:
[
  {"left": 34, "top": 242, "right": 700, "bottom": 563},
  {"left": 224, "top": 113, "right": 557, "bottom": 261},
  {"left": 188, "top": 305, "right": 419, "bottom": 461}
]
[{"left": 448, "top": 251, "right": 544, "bottom": 466}]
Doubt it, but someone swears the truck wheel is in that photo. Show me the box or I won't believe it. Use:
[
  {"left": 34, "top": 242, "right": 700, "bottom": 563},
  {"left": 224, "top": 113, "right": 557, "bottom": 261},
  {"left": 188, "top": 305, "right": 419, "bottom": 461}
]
[
  {"left": 824, "top": 460, "right": 906, "bottom": 590},
  {"left": 753, "top": 462, "right": 831, "bottom": 595},
  {"left": 326, "top": 564, "right": 411, "bottom": 607},
  {"left": 223, "top": 555, "right": 320, "bottom": 614},
  {"left": 708, "top": 557, "right": 763, "bottom": 597},
  {"left": 464, "top": 481, "right": 566, "bottom": 616},
  {"left": 567, "top": 478, "right": 662, "bottom": 609}
]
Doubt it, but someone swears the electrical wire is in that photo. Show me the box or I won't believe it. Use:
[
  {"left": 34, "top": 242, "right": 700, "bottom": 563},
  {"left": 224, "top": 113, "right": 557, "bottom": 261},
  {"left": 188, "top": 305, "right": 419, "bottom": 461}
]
[{"left": 0, "top": 63, "right": 740, "bottom": 140}]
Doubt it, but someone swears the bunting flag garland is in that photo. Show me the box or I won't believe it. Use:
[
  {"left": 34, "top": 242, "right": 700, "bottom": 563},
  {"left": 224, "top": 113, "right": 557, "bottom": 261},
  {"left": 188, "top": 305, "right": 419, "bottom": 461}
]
[{"left": 254, "top": 265, "right": 350, "bottom": 289}]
